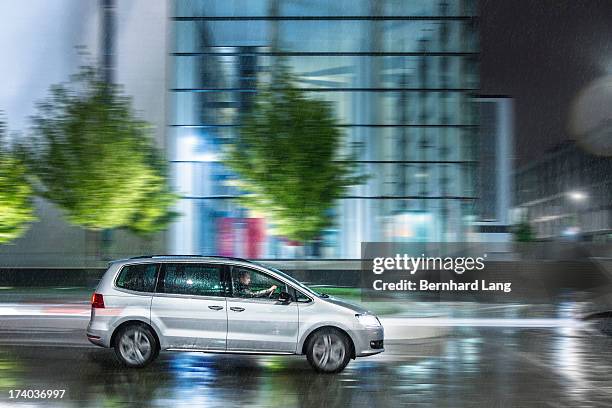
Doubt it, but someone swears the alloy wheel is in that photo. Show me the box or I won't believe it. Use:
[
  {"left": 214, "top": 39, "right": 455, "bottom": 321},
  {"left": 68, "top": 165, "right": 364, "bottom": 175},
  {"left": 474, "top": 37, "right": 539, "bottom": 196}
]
[
  {"left": 118, "top": 327, "right": 152, "bottom": 366},
  {"left": 312, "top": 333, "right": 346, "bottom": 371}
]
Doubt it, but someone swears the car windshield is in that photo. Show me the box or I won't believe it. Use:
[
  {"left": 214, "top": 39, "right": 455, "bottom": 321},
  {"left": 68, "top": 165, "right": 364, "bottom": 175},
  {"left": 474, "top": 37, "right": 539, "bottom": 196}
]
[{"left": 254, "top": 262, "right": 325, "bottom": 298}]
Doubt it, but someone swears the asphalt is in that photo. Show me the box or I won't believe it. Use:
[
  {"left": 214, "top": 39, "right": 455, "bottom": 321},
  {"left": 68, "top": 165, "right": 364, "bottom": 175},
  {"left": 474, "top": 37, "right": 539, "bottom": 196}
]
[{"left": 0, "top": 312, "right": 611, "bottom": 407}]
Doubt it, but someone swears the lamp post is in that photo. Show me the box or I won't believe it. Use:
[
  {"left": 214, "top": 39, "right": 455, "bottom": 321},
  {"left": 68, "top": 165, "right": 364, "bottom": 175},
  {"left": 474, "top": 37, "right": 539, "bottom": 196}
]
[
  {"left": 568, "top": 191, "right": 587, "bottom": 202},
  {"left": 565, "top": 191, "right": 588, "bottom": 238}
]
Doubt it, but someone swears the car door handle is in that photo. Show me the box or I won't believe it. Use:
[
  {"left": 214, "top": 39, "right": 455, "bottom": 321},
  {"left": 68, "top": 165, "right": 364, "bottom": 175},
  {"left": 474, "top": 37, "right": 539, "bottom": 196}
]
[
  {"left": 230, "top": 307, "right": 245, "bottom": 312},
  {"left": 208, "top": 305, "right": 224, "bottom": 311}
]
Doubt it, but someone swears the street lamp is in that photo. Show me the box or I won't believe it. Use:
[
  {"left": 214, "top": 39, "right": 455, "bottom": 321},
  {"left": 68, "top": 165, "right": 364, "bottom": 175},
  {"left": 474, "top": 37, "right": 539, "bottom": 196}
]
[
  {"left": 565, "top": 191, "right": 588, "bottom": 239},
  {"left": 567, "top": 191, "right": 587, "bottom": 202}
]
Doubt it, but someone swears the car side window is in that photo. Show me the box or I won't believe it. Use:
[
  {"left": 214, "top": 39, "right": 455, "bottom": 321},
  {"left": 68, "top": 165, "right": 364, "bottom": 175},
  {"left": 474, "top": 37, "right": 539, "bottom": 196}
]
[
  {"left": 158, "top": 263, "right": 223, "bottom": 297},
  {"left": 294, "top": 288, "right": 312, "bottom": 303},
  {"left": 116, "top": 263, "right": 158, "bottom": 293},
  {"left": 231, "top": 267, "right": 287, "bottom": 300}
]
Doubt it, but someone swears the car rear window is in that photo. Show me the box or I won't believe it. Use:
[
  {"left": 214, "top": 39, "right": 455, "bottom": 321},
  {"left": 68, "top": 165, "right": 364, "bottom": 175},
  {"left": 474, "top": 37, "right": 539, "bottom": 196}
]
[
  {"left": 158, "top": 263, "right": 223, "bottom": 297},
  {"left": 115, "top": 263, "right": 159, "bottom": 293}
]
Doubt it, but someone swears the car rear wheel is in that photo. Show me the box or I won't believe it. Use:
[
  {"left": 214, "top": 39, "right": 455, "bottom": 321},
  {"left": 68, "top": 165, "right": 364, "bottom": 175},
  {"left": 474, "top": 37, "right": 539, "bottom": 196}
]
[
  {"left": 114, "top": 324, "right": 158, "bottom": 368},
  {"left": 306, "top": 328, "right": 351, "bottom": 373}
]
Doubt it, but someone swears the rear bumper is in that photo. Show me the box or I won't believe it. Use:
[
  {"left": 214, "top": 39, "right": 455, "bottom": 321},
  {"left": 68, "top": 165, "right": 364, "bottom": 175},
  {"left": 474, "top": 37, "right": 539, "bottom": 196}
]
[
  {"left": 86, "top": 322, "right": 112, "bottom": 348},
  {"left": 86, "top": 333, "right": 107, "bottom": 347}
]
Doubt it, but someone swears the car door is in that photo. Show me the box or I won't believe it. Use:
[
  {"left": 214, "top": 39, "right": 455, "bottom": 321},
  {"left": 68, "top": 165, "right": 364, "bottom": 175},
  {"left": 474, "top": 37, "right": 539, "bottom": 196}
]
[
  {"left": 150, "top": 262, "right": 227, "bottom": 350},
  {"left": 226, "top": 266, "right": 299, "bottom": 353}
]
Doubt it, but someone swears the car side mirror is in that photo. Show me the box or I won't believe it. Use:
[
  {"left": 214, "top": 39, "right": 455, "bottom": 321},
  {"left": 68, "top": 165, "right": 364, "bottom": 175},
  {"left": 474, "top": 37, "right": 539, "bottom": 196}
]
[{"left": 278, "top": 291, "right": 292, "bottom": 303}]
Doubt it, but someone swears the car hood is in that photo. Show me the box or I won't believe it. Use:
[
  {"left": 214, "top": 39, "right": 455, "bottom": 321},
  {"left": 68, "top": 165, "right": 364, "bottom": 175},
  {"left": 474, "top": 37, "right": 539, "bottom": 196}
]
[{"left": 322, "top": 296, "right": 370, "bottom": 315}]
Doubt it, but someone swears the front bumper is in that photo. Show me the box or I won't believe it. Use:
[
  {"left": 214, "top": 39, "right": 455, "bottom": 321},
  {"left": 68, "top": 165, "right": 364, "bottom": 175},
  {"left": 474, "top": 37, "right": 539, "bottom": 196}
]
[{"left": 353, "top": 326, "right": 384, "bottom": 357}]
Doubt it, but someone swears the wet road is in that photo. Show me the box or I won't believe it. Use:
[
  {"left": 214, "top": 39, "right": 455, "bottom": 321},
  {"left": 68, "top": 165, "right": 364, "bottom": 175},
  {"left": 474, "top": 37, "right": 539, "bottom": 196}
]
[{"left": 0, "top": 322, "right": 612, "bottom": 407}]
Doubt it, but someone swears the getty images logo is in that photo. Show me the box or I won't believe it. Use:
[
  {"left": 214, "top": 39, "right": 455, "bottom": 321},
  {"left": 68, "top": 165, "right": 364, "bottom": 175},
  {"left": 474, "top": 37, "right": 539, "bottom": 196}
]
[{"left": 372, "top": 253, "right": 487, "bottom": 275}]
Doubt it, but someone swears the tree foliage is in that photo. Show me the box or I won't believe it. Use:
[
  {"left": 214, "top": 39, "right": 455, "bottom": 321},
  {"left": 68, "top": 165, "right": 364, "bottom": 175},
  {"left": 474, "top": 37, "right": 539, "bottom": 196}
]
[
  {"left": 24, "top": 67, "right": 177, "bottom": 234},
  {"left": 514, "top": 220, "right": 535, "bottom": 242},
  {"left": 0, "top": 118, "right": 36, "bottom": 243},
  {"left": 225, "top": 69, "right": 363, "bottom": 243}
]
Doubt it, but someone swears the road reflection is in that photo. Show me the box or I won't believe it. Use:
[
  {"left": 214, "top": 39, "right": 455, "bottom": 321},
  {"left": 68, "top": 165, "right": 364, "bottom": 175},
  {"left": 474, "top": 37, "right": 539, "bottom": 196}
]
[{"left": 0, "top": 327, "right": 612, "bottom": 407}]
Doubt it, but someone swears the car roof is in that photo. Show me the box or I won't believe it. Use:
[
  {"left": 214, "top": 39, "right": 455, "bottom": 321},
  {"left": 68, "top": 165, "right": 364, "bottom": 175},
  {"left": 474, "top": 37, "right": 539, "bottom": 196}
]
[{"left": 109, "top": 255, "right": 256, "bottom": 267}]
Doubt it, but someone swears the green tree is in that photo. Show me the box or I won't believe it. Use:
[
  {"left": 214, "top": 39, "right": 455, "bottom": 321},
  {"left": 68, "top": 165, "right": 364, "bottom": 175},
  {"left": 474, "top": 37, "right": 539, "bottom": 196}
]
[
  {"left": 0, "top": 118, "right": 36, "bottom": 243},
  {"left": 23, "top": 67, "right": 177, "bottom": 234},
  {"left": 225, "top": 69, "right": 362, "bottom": 243},
  {"left": 514, "top": 220, "right": 535, "bottom": 242}
]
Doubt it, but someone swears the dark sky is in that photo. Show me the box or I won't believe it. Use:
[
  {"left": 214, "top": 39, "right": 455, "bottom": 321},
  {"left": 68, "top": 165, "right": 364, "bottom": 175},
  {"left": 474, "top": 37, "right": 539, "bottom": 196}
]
[{"left": 479, "top": 0, "right": 612, "bottom": 166}]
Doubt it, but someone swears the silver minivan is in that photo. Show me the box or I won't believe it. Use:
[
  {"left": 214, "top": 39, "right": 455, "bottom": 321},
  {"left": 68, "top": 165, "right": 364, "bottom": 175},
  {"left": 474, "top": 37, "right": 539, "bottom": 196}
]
[{"left": 87, "top": 256, "right": 384, "bottom": 373}]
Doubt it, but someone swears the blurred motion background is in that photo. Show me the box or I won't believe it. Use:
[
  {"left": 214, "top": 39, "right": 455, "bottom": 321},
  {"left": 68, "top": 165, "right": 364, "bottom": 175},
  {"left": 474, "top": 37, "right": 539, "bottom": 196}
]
[
  {"left": 0, "top": 0, "right": 611, "bottom": 301},
  {"left": 2, "top": 0, "right": 482, "bottom": 267},
  {"left": 2, "top": 4, "right": 612, "bottom": 407}
]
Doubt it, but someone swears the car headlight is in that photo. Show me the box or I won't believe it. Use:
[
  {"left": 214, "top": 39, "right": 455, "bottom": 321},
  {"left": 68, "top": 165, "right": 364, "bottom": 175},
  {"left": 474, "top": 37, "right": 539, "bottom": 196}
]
[{"left": 356, "top": 314, "right": 381, "bottom": 328}]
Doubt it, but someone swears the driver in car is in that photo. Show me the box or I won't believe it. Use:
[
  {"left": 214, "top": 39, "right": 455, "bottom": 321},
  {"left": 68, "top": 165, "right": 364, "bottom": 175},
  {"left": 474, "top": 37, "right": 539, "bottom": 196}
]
[{"left": 235, "top": 270, "right": 277, "bottom": 298}]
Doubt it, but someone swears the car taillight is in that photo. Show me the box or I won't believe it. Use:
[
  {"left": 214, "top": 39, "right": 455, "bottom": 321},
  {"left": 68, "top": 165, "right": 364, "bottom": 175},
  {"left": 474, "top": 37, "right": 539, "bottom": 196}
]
[{"left": 91, "top": 293, "right": 105, "bottom": 309}]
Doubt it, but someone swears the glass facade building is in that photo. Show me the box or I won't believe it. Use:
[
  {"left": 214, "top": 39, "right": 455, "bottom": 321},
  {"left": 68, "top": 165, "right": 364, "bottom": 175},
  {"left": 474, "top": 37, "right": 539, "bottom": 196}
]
[
  {"left": 515, "top": 141, "right": 612, "bottom": 240},
  {"left": 169, "top": 0, "right": 479, "bottom": 258}
]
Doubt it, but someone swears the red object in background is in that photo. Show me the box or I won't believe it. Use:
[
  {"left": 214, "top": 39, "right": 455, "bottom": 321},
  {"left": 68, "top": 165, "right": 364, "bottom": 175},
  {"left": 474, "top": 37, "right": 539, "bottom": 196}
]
[
  {"left": 245, "top": 218, "right": 265, "bottom": 258},
  {"left": 217, "top": 218, "right": 234, "bottom": 256},
  {"left": 216, "top": 217, "right": 265, "bottom": 258}
]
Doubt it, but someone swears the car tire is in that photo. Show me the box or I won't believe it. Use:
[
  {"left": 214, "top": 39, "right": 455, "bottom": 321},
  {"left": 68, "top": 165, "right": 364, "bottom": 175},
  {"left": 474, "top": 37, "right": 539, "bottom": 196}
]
[
  {"left": 114, "top": 323, "right": 159, "bottom": 368},
  {"left": 306, "top": 328, "right": 352, "bottom": 373}
]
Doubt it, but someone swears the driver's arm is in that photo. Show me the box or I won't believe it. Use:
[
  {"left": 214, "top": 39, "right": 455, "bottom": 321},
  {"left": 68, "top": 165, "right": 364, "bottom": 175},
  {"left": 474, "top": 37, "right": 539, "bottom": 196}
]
[
  {"left": 243, "top": 285, "right": 276, "bottom": 298},
  {"left": 250, "top": 288, "right": 269, "bottom": 297}
]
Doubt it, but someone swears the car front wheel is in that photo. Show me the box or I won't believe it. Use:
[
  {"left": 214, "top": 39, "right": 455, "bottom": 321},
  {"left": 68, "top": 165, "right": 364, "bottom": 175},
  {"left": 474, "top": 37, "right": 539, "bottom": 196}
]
[
  {"left": 114, "top": 324, "right": 158, "bottom": 368},
  {"left": 306, "top": 328, "right": 352, "bottom": 373}
]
